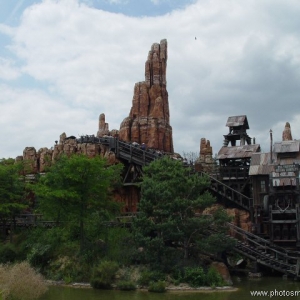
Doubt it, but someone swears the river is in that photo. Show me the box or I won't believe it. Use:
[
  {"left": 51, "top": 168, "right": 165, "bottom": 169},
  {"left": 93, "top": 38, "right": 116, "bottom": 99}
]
[{"left": 39, "top": 276, "right": 300, "bottom": 300}]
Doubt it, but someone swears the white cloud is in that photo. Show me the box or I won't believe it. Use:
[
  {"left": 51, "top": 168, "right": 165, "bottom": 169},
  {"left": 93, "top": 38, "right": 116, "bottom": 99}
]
[
  {"left": 0, "top": 83, "right": 97, "bottom": 158},
  {"left": 0, "top": 58, "right": 21, "bottom": 80},
  {"left": 2, "top": 0, "right": 300, "bottom": 158},
  {"left": 0, "top": 24, "right": 16, "bottom": 36}
]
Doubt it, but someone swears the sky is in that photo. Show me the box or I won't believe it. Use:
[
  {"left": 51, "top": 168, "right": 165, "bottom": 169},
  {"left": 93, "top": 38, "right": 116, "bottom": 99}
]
[{"left": 1, "top": 0, "right": 300, "bottom": 159}]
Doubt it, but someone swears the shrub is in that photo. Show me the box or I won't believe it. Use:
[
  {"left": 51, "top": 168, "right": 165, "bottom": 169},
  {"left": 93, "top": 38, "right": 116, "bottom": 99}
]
[
  {"left": 90, "top": 260, "right": 119, "bottom": 289},
  {"left": 27, "top": 243, "right": 52, "bottom": 269},
  {"left": 138, "top": 270, "right": 165, "bottom": 286},
  {"left": 116, "top": 280, "right": 136, "bottom": 291},
  {"left": 106, "top": 228, "right": 134, "bottom": 263},
  {"left": 0, "top": 244, "right": 17, "bottom": 264},
  {"left": 0, "top": 261, "right": 48, "bottom": 300},
  {"left": 148, "top": 281, "right": 166, "bottom": 293},
  {"left": 183, "top": 267, "right": 206, "bottom": 287},
  {"left": 206, "top": 267, "right": 224, "bottom": 287}
]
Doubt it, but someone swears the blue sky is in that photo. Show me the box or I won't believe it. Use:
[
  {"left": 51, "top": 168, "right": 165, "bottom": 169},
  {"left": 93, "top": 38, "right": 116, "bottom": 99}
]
[
  {"left": 1, "top": 0, "right": 300, "bottom": 158},
  {"left": 0, "top": 0, "right": 197, "bottom": 24}
]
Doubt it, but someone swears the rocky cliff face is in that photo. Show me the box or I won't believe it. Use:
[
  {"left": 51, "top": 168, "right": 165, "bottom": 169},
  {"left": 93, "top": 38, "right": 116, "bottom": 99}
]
[
  {"left": 16, "top": 39, "right": 173, "bottom": 212},
  {"left": 20, "top": 133, "right": 136, "bottom": 212},
  {"left": 20, "top": 132, "right": 119, "bottom": 174},
  {"left": 119, "top": 39, "right": 173, "bottom": 153}
]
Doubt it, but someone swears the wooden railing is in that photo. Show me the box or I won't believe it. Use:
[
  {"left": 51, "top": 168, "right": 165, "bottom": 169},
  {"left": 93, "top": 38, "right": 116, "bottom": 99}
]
[
  {"left": 202, "top": 172, "right": 253, "bottom": 211},
  {"left": 228, "top": 223, "right": 300, "bottom": 278}
]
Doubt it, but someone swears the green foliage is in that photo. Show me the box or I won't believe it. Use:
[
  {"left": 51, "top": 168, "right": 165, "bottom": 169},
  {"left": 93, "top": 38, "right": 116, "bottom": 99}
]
[
  {"left": 101, "top": 227, "right": 136, "bottom": 265},
  {"left": 31, "top": 154, "right": 123, "bottom": 251},
  {"left": 173, "top": 266, "right": 224, "bottom": 288},
  {"left": 133, "top": 156, "right": 231, "bottom": 270},
  {"left": 116, "top": 280, "right": 136, "bottom": 291},
  {"left": 90, "top": 260, "right": 119, "bottom": 289},
  {"left": 183, "top": 267, "right": 206, "bottom": 287},
  {"left": 197, "top": 232, "right": 236, "bottom": 255},
  {"left": 206, "top": 267, "right": 224, "bottom": 287},
  {"left": 0, "top": 243, "right": 17, "bottom": 263},
  {"left": 0, "top": 161, "right": 28, "bottom": 237},
  {"left": 148, "top": 281, "right": 166, "bottom": 293},
  {"left": 46, "top": 255, "right": 91, "bottom": 282},
  {"left": 27, "top": 243, "right": 52, "bottom": 269},
  {"left": 138, "top": 270, "right": 165, "bottom": 286}
]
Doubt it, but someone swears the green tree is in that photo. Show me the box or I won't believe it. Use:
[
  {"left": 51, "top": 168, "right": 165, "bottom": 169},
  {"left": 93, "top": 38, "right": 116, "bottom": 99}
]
[
  {"left": 32, "top": 154, "right": 122, "bottom": 251},
  {"left": 133, "top": 156, "right": 232, "bottom": 269},
  {"left": 0, "top": 159, "right": 27, "bottom": 240}
]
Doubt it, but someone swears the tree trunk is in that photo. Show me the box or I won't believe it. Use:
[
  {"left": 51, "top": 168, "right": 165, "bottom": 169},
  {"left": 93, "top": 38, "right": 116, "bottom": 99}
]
[
  {"left": 183, "top": 239, "right": 189, "bottom": 261},
  {"left": 80, "top": 201, "right": 85, "bottom": 252}
]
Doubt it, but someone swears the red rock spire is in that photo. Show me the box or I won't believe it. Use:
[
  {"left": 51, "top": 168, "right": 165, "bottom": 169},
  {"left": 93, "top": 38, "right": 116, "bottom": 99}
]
[{"left": 119, "top": 39, "right": 173, "bottom": 153}]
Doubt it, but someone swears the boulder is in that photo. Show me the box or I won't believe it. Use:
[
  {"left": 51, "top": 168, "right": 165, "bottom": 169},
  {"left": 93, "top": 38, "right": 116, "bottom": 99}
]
[{"left": 210, "top": 262, "right": 233, "bottom": 286}]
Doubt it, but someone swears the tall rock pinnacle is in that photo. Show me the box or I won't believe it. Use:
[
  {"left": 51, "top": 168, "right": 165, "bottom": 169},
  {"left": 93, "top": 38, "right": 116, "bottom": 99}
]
[
  {"left": 282, "top": 122, "right": 293, "bottom": 141},
  {"left": 119, "top": 39, "right": 174, "bottom": 153}
]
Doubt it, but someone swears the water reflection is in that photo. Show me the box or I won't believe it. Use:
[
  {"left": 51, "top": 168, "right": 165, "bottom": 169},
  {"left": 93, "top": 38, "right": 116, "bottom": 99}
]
[{"left": 40, "top": 277, "right": 300, "bottom": 300}]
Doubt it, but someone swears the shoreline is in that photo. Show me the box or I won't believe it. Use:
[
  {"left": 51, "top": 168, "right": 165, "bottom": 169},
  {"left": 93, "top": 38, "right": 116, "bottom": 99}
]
[{"left": 45, "top": 280, "right": 238, "bottom": 293}]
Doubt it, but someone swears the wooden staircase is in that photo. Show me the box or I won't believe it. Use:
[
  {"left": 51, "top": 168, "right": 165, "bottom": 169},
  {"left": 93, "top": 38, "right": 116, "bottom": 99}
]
[
  {"left": 200, "top": 172, "right": 253, "bottom": 211},
  {"left": 228, "top": 223, "right": 300, "bottom": 278}
]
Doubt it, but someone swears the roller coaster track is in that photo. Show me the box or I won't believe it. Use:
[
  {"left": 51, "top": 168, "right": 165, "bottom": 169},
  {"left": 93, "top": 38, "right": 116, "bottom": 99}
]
[
  {"left": 228, "top": 223, "right": 300, "bottom": 278},
  {"left": 76, "top": 135, "right": 163, "bottom": 166},
  {"left": 79, "top": 136, "right": 253, "bottom": 210},
  {"left": 19, "top": 136, "right": 300, "bottom": 277}
]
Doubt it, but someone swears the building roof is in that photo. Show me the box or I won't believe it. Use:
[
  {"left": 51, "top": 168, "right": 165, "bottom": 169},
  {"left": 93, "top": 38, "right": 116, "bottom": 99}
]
[
  {"left": 274, "top": 140, "right": 300, "bottom": 153},
  {"left": 249, "top": 153, "right": 274, "bottom": 175},
  {"left": 249, "top": 143, "right": 300, "bottom": 178},
  {"left": 226, "top": 115, "right": 249, "bottom": 129},
  {"left": 217, "top": 144, "right": 260, "bottom": 160}
]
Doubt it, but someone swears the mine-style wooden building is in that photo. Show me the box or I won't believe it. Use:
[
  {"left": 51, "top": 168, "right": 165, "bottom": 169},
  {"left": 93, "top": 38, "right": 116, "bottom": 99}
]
[{"left": 213, "top": 116, "right": 300, "bottom": 249}]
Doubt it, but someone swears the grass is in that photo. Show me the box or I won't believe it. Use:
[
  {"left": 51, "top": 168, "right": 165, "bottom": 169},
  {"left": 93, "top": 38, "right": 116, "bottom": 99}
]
[{"left": 0, "top": 261, "right": 48, "bottom": 300}]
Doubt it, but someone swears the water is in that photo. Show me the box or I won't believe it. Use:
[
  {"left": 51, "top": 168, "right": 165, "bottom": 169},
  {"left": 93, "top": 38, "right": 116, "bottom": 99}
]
[{"left": 40, "top": 277, "right": 300, "bottom": 300}]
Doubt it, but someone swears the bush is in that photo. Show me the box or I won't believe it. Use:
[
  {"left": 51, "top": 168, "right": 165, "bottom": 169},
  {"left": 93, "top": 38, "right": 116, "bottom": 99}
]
[
  {"left": 0, "top": 261, "right": 47, "bottom": 300},
  {"left": 148, "top": 281, "right": 166, "bottom": 293},
  {"left": 90, "top": 260, "right": 119, "bottom": 289},
  {"left": 0, "top": 244, "right": 17, "bottom": 263},
  {"left": 116, "top": 280, "right": 136, "bottom": 291},
  {"left": 183, "top": 267, "right": 206, "bottom": 287},
  {"left": 27, "top": 243, "right": 51, "bottom": 269},
  {"left": 100, "top": 228, "right": 136, "bottom": 265},
  {"left": 138, "top": 270, "right": 165, "bottom": 286},
  {"left": 206, "top": 267, "right": 224, "bottom": 287}
]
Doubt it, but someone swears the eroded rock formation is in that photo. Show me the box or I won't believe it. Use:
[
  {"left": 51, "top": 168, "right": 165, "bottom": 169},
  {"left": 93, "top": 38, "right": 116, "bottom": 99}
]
[
  {"left": 97, "top": 113, "right": 110, "bottom": 137},
  {"left": 204, "top": 204, "right": 252, "bottom": 234},
  {"left": 119, "top": 39, "right": 173, "bottom": 153},
  {"left": 195, "top": 138, "right": 214, "bottom": 173},
  {"left": 282, "top": 122, "right": 292, "bottom": 141},
  {"left": 19, "top": 132, "right": 119, "bottom": 173},
  {"left": 210, "top": 262, "right": 233, "bottom": 286},
  {"left": 23, "top": 147, "right": 38, "bottom": 173},
  {"left": 96, "top": 113, "right": 119, "bottom": 138}
]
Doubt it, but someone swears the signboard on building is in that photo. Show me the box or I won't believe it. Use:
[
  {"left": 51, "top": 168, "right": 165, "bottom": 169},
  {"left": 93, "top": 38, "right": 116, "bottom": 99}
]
[{"left": 275, "top": 164, "right": 299, "bottom": 174}]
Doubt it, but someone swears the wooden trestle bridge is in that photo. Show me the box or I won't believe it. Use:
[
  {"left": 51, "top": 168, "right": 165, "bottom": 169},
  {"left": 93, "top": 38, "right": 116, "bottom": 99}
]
[
  {"left": 79, "top": 135, "right": 300, "bottom": 278},
  {"left": 5, "top": 135, "right": 300, "bottom": 278}
]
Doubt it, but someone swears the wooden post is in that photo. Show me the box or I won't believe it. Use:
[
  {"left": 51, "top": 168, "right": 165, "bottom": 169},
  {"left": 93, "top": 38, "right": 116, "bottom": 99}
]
[{"left": 296, "top": 258, "right": 300, "bottom": 277}]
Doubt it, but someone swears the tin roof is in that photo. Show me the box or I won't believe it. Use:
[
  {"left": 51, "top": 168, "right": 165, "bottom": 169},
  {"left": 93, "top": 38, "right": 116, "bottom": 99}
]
[
  {"left": 226, "top": 115, "right": 249, "bottom": 129},
  {"left": 274, "top": 140, "right": 300, "bottom": 153},
  {"left": 249, "top": 153, "right": 274, "bottom": 175},
  {"left": 217, "top": 144, "right": 260, "bottom": 160},
  {"left": 249, "top": 148, "right": 300, "bottom": 176}
]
